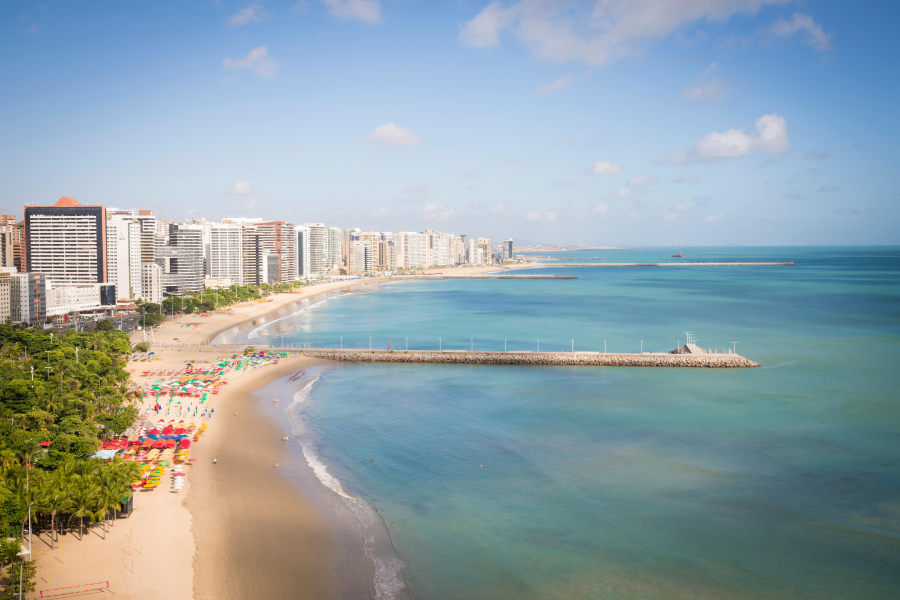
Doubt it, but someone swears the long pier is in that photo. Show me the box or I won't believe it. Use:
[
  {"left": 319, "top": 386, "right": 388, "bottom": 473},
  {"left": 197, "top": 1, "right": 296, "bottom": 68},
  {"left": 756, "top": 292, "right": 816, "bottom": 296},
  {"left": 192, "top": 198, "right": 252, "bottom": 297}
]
[
  {"left": 529, "top": 261, "right": 794, "bottom": 267},
  {"left": 286, "top": 348, "right": 759, "bottom": 368}
]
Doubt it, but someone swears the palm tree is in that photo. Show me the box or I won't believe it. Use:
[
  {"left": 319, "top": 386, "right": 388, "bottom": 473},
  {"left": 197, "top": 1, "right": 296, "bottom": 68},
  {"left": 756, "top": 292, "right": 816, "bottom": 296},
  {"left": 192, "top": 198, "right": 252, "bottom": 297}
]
[{"left": 67, "top": 478, "right": 100, "bottom": 540}]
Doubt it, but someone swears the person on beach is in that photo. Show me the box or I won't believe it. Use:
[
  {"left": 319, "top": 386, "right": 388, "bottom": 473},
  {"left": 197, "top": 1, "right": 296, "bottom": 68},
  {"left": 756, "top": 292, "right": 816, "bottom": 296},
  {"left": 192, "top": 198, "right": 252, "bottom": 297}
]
[{"left": 214, "top": 458, "right": 217, "bottom": 464}]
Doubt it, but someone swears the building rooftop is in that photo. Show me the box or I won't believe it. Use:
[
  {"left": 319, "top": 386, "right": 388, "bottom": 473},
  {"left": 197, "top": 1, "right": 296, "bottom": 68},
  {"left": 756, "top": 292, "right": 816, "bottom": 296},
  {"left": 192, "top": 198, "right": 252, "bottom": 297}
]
[{"left": 54, "top": 196, "right": 82, "bottom": 207}]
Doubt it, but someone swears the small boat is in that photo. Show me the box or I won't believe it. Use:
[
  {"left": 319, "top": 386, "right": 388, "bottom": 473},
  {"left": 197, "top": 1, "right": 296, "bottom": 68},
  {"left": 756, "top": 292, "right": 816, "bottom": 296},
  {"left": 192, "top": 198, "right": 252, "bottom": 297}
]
[{"left": 671, "top": 252, "right": 684, "bottom": 258}]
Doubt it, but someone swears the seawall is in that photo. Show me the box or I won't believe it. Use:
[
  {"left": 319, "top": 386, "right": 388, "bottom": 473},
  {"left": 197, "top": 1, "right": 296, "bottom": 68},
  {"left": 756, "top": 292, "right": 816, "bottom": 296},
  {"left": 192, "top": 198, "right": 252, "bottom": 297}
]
[{"left": 293, "top": 349, "right": 760, "bottom": 368}]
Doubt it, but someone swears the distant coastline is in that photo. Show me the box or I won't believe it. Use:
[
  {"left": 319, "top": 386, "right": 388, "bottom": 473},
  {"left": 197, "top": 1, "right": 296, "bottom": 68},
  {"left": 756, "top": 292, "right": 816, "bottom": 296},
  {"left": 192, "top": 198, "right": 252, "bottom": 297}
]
[{"left": 514, "top": 245, "right": 620, "bottom": 253}]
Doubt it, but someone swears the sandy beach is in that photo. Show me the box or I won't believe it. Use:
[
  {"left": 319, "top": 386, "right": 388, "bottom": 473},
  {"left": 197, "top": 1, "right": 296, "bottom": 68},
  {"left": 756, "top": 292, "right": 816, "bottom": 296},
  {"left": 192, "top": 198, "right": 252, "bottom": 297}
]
[{"left": 35, "top": 269, "right": 535, "bottom": 599}]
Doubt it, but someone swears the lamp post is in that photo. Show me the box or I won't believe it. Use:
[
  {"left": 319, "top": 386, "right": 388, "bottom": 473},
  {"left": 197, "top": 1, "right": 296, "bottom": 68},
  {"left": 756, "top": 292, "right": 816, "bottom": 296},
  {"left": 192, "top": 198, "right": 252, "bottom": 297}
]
[
  {"left": 731, "top": 341, "right": 738, "bottom": 355},
  {"left": 439, "top": 338, "right": 441, "bottom": 351},
  {"left": 75, "top": 347, "right": 78, "bottom": 363},
  {"left": 571, "top": 339, "right": 574, "bottom": 353},
  {"left": 340, "top": 337, "right": 343, "bottom": 350},
  {"left": 369, "top": 337, "right": 372, "bottom": 350}
]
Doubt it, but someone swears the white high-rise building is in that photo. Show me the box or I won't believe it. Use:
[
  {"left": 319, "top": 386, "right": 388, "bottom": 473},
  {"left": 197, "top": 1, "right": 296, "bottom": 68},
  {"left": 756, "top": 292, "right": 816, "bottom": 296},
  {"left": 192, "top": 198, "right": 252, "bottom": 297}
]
[
  {"left": 327, "top": 227, "right": 342, "bottom": 269},
  {"left": 296, "top": 226, "right": 311, "bottom": 279},
  {"left": 209, "top": 224, "right": 243, "bottom": 285},
  {"left": 107, "top": 218, "right": 141, "bottom": 300},
  {"left": 467, "top": 239, "right": 477, "bottom": 265},
  {"left": 24, "top": 197, "right": 107, "bottom": 285},
  {"left": 303, "top": 223, "right": 327, "bottom": 277},
  {"left": 157, "top": 227, "right": 204, "bottom": 296},
  {"left": 140, "top": 263, "right": 163, "bottom": 304},
  {"left": 396, "top": 231, "right": 428, "bottom": 269},
  {"left": 256, "top": 221, "right": 298, "bottom": 283}
]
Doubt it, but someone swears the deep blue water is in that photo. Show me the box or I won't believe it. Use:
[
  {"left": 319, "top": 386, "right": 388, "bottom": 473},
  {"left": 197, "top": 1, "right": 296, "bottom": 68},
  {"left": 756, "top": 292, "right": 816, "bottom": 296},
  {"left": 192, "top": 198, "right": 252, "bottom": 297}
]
[{"left": 261, "top": 247, "right": 900, "bottom": 599}]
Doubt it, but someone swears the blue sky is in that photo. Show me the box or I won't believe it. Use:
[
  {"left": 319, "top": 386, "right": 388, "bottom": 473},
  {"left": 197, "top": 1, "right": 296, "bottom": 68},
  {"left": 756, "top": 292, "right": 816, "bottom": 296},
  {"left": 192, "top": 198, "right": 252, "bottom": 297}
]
[{"left": 1, "top": 1, "right": 897, "bottom": 245}]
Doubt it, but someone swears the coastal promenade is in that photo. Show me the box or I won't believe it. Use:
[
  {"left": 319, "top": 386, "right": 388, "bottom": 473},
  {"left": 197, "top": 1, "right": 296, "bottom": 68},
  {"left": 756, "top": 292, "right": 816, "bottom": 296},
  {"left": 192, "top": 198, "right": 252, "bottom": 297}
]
[{"left": 288, "top": 348, "right": 760, "bottom": 368}]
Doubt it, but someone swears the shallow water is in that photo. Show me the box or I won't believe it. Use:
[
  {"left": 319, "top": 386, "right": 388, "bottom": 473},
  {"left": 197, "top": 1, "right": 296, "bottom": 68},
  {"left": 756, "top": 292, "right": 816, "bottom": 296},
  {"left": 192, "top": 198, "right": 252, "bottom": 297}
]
[{"left": 262, "top": 247, "right": 900, "bottom": 599}]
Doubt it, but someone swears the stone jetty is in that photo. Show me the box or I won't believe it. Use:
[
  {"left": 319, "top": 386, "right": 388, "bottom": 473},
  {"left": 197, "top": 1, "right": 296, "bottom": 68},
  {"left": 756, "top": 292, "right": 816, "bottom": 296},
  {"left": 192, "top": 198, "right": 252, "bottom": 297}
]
[{"left": 293, "top": 349, "right": 760, "bottom": 368}]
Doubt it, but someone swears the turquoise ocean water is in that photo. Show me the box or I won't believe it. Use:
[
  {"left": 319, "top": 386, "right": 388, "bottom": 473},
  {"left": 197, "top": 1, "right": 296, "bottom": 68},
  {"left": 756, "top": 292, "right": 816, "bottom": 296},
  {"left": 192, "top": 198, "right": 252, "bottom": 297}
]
[{"left": 253, "top": 247, "right": 900, "bottom": 599}]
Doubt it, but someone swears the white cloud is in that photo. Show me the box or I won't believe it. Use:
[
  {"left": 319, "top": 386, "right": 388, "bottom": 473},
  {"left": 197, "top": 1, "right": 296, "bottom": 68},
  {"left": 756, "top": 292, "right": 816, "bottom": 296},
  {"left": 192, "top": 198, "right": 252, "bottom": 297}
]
[
  {"left": 537, "top": 74, "right": 576, "bottom": 95},
  {"left": 553, "top": 137, "right": 571, "bottom": 147},
  {"left": 673, "top": 201, "right": 696, "bottom": 211},
  {"left": 675, "top": 174, "right": 701, "bottom": 183},
  {"left": 590, "top": 161, "right": 622, "bottom": 175},
  {"left": 229, "top": 180, "right": 253, "bottom": 195},
  {"left": 682, "top": 78, "right": 728, "bottom": 103},
  {"left": 525, "top": 209, "right": 559, "bottom": 222},
  {"left": 369, "top": 206, "right": 388, "bottom": 217},
  {"left": 242, "top": 197, "right": 259, "bottom": 211},
  {"left": 393, "top": 182, "right": 430, "bottom": 203},
  {"left": 421, "top": 203, "right": 455, "bottom": 221},
  {"left": 463, "top": 171, "right": 482, "bottom": 179},
  {"left": 470, "top": 199, "right": 484, "bottom": 209},
  {"left": 505, "top": 158, "right": 522, "bottom": 166},
  {"left": 489, "top": 203, "right": 508, "bottom": 214},
  {"left": 785, "top": 190, "right": 805, "bottom": 201},
  {"left": 552, "top": 178, "right": 574, "bottom": 186},
  {"left": 627, "top": 174, "right": 659, "bottom": 186},
  {"left": 592, "top": 203, "right": 610, "bottom": 218},
  {"left": 320, "top": 0, "right": 382, "bottom": 24},
  {"left": 227, "top": 5, "right": 264, "bottom": 26},
  {"left": 704, "top": 211, "right": 727, "bottom": 223},
  {"left": 664, "top": 113, "right": 790, "bottom": 164},
  {"left": 817, "top": 184, "right": 840, "bottom": 192},
  {"left": 367, "top": 122, "right": 421, "bottom": 147},
  {"left": 459, "top": 0, "right": 789, "bottom": 67},
  {"left": 770, "top": 13, "right": 833, "bottom": 52},
  {"left": 222, "top": 46, "right": 279, "bottom": 78},
  {"left": 606, "top": 187, "right": 647, "bottom": 199}
]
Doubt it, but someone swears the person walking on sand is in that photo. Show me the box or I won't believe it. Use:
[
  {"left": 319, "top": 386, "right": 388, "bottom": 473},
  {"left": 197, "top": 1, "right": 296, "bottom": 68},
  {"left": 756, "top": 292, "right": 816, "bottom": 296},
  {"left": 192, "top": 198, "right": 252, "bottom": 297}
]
[{"left": 214, "top": 458, "right": 217, "bottom": 464}]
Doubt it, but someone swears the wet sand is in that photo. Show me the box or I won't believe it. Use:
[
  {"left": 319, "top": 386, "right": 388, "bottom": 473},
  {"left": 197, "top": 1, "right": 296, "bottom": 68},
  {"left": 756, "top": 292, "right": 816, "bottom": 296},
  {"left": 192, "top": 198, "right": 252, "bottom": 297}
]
[{"left": 186, "top": 354, "right": 355, "bottom": 600}]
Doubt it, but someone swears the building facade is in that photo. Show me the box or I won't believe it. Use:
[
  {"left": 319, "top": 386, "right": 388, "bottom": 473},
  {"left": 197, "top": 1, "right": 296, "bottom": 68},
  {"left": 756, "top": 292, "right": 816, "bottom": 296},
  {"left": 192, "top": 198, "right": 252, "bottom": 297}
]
[
  {"left": 208, "top": 224, "right": 243, "bottom": 285},
  {"left": 303, "top": 223, "right": 327, "bottom": 277},
  {"left": 10, "top": 272, "right": 46, "bottom": 325},
  {"left": 24, "top": 197, "right": 107, "bottom": 284},
  {"left": 502, "top": 239, "right": 514, "bottom": 262},
  {"left": 140, "top": 263, "right": 163, "bottom": 304}
]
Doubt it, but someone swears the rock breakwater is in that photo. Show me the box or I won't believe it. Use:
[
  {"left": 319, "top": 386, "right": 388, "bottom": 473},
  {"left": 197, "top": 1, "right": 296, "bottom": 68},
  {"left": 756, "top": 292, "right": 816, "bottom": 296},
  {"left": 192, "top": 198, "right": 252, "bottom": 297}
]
[{"left": 295, "top": 350, "right": 760, "bottom": 368}]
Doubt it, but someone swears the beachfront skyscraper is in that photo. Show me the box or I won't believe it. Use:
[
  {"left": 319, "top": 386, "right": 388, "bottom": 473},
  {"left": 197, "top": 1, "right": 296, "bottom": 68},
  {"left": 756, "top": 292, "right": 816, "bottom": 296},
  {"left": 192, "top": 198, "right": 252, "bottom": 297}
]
[
  {"left": 256, "top": 221, "right": 299, "bottom": 283},
  {"left": 107, "top": 217, "right": 142, "bottom": 300},
  {"left": 303, "top": 223, "right": 327, "bottom": 277},
  {"left": 296, "top": 226, "right": 311, "bottom": 279},
  {"left": 502, "top": 239, "right": 514, "bottom": 262},
  {"left": 24, "top": 197, "right": 107, "bottom": 285},
  {"left": 241, "top": 226, "right": 265, "bottom": 286},
  {"left": 157, "top": 226, "right": 204, "bottom": 296},
  {"left": 209, "top": 223, "right": 243, "bottom": 285},
  {"left": 327, "top": 227, "right": 342, "bottom": 270}
]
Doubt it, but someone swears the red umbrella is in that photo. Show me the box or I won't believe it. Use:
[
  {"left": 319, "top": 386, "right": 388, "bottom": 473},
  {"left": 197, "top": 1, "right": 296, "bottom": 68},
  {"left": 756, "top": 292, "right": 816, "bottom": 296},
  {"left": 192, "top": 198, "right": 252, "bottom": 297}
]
[
  {"left": 164, "top": 440, "right": 176, "bottom": 448},
  {"left": 152, "top": 440, "right": 165, "bottom": 449},
  {"left": 162, "top": 425, "right": 175, "bottom": 435},
  {"left": 178, "top": 439, "right": 191, "bottom": 449},
  {"left": 141, "top": 439, "right": 154, "bottom": 449}
]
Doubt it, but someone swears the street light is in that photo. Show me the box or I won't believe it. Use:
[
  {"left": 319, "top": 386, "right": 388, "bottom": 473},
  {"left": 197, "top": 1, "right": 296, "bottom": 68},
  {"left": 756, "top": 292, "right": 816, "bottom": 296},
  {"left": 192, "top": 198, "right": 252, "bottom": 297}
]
[
  {"left": 731, "top": 341, "right": 739, "bottom": 355},
  {"left": 571, "top": 339, "right": 574, "bottom": 353}
]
